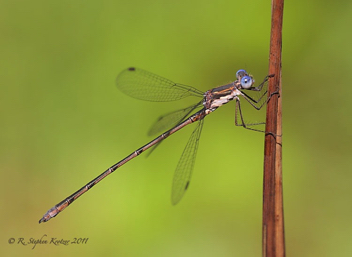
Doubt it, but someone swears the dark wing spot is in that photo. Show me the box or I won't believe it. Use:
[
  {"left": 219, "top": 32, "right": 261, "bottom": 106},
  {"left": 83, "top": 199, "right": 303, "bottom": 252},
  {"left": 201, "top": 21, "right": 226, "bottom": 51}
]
[
  {"left": 185, "top": 181, "right": 190, "bottom": 190},
  {"left": 128, "top": 67, "right": 136, "bottom": 71}
]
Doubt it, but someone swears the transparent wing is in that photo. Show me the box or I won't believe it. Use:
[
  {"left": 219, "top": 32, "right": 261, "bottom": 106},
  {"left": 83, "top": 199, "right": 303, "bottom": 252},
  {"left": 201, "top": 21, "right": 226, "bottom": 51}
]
[
  {"left": 148, "top": 102, "right": 203, "bottom": 136},
  {"left": 171, "top": 119, "right": 204, "bottom": 205},
  {"left": 145, "top": 102, "right": 203, "bottom": 158},
  {"left": 116, "top": 67, "right": 204, "bottom": 102}
]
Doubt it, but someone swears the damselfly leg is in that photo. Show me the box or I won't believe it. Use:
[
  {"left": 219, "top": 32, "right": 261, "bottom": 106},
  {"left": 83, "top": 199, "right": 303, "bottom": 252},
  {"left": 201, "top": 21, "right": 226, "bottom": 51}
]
[{"left": 235, "top": 74, "right": 274, "bottom": 132}]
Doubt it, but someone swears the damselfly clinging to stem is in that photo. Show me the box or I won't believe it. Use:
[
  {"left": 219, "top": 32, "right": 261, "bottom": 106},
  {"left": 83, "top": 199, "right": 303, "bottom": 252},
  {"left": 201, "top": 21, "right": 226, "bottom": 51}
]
[{"left": 39, "top": 67, "right": 274, "bottom": 223}]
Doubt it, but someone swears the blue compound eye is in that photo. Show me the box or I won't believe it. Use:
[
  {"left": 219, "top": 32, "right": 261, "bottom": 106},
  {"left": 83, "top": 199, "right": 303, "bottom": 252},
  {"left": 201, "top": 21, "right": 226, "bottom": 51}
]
[
  {"left": 240, "top": 76, "right": 253, "bottom": 89},
  {"left": 236, "top": 69, "right": 247, "bottom": 80}
]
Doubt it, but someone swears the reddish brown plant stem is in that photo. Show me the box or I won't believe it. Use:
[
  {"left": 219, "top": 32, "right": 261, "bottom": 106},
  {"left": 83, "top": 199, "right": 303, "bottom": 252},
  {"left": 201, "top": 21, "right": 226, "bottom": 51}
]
[{"left": 262, "top": 0, "right": 284, "bottom": 256}]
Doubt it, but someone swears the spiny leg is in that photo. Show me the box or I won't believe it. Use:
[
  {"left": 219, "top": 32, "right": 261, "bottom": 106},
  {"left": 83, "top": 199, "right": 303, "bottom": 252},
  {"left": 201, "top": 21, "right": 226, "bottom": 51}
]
[
  {"left": 241, "top": 74, "right": 278, "bottom": 108},
  {"left": 235, "top": 98, "right": 265, "bottom": 133}
]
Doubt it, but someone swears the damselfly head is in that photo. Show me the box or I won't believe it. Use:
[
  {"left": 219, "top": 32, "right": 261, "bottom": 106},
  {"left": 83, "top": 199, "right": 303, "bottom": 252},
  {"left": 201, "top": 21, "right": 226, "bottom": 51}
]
[
  {"left": 240, "top": 75, "right": 255, "bottom": 89},
  {"left": 236, "top": 69, "right": 255, "bottom": 89}
]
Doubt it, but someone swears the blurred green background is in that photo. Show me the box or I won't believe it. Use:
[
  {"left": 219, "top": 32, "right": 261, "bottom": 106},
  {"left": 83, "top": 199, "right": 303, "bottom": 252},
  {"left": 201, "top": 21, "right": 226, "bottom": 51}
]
[{"left": 1, "top": 0, "right": 352, "bottom": 256}]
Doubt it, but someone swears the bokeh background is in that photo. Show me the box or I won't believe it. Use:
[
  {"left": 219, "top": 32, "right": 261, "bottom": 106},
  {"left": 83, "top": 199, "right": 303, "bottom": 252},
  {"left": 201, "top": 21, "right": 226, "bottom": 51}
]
[{"left": 1, "top": 0, "right": 352, "bottom": 256}]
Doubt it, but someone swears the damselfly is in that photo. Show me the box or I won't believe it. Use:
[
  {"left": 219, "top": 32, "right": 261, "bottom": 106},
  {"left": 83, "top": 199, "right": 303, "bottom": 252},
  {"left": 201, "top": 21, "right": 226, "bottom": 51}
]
[{"left": 39, "top": 67, "right": 273, "bottom": 223}]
